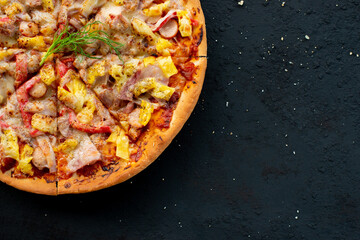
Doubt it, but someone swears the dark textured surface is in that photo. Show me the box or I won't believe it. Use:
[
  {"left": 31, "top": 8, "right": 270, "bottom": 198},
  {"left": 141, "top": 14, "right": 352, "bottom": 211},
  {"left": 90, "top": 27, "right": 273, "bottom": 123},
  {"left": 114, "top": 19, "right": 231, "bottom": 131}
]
[{"left": 1, "top": 0, "right": 360, "bottom": 239}]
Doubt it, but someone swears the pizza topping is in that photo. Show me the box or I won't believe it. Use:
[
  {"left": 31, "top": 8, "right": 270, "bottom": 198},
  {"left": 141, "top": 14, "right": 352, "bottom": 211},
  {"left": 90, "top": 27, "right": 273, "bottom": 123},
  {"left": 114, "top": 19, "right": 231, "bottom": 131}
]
[
  {"left": 0, "top": 129, "right": 19, "bottom": 161},
  {"left": 159, "top": 19, "right": 178, "bottom": 39},
  {"left": 36, "top": 135, "right": 56, "bottom": 173},
  {"left": 0, "top": 74, "right": 15, "bottom": 105},
  {"left": 68, "top": 108, "right": 111, "bottom": 134},
  {"left": 42, "top": 0, "right": 55, "bottom": 12},
  {"left": 4, "top": 3, "right": 24, "bottom": 18},
  {"left": 132, "top": 77, "right": 175, "bottom": 101},
  {"left": 31, "top": 10, "right": 57, "bottom": 36},
  {"left": 18, "top": 36, "right": 47, "bottom": 51},
  {"left": 32, "top": 146, "right": 47, "bottom": 170},
  {"left": 26, "top": 0, "right": 42, "bottom": 8},
  {"left": 0, "top": 49, "right": 22, "bottom": 61},
  {"left": 66, "top": 134, "right": 101, "bottom": 173},
  {"left": 18, "top": 144, "right": 34, "bottom": 176},
  {"left": 56, "top": 58, "right": 74, "bottom": 78},
  {"left": 119, "top": 70, "right": 141, "bottom": 101},
  {"left": 86, "top": 60, "right": 106, "bottom": 85},
  {"left": 15, "top": 54, "right": 28, "bottom": 88},
  {"left": 106, "top": 126, "right": 130, "bottom": 160},
  {"left": 133, "top": 78, "right": 156, "bottom": 97},
  {"left": 157, "top": 56, "right": 178, "bottom": 78},
  {"left": 53, "top": 139, "right": 78, "bottom": 154},
  {"left": 40, "top": 21, "right": 123, "bottom": 66},
  {"left": 151, "top": 10, "right": 177, "bottom": 32},
  {"left": 143, "top": 56, "right": 156, "bottom": 67},
  {"left": 19, "top": 22, "right": 40, "bottom": 37},
  {"left": 156, "top": 38, "right": 173, "bottom": 55},
  {"left": 81, "top": 0, "right": 106, "bottom": 18},
  {"left": 109, "top": 64, "right": 127, "bottom": 90},
  {"left": 23, "top": 99, "right": 57, "bottom": 117},
  {"left": 76, "top": 98, "right": 96, "bottom": 124},
  {"left": 128, "top": 108, "right": 143, "bottom": 129},
  {"left": 16, "top": 76, "right": 41, "bottom": 129},
  {"left": 29, "top": 82, "right": 47, "bottom": 99},
  {"left": 31, "top": 113, "right": 57, "bottom": 135},
  {"left": 139, "top": 100, "right": 154, "bottom": 126},
  {"left": 58, "top": 73, "right": 87, "bottom": 112},
  {"left": 27, "top": 51, "right": 43, "bottom": 74},
  {"left": 40, "top": 63, "right": 56, "bottom": 85},
  {"left": 0, "top": 17, "right": 17, "bottom": 37},
  {"left": 150, "top": 82, "right": 175, "bottom": 101},
  {"left": 177, "top": 10, "right": 192, "bottom": 37},
  {"left": 132, "top": 18, "right": 158, "bottom": 43},
  {"left": 143, "top": 1, "right": 169, "bottom": 17}
]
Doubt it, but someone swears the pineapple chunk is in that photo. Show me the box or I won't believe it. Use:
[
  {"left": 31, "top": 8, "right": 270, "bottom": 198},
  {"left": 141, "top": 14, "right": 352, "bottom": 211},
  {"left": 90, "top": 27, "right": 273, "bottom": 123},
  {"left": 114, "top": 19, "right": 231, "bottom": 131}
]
[
  {"left": 42, "top": 0, "right": 54, "bottom": 11},
  {"left": 40, "top": 64, "right": 56, "bottom": 85},
  {"left": 0, "top": 50, "right": 9, "bottom": 61},
  {"left": 124, "top": 59, "right": 140, "bottom": 76},
  {"left": 139, "top": 100, "right": 154, "bottom": 126},
  {"left": 41, "top": 52, "right": 54, "bottom": 63},
  {"left": 143, "top": 56, "right": 156, "bottom": 67},
  {"left": 116, "top": 129, "right": 129, "bottom": 160},
  {"left": 0, "top": 0, "right": 7, "bottom": 6},
  {"left": 40, "top": 26, "right": 56, "bottom": 36},
  {"left": 67, "top": 78, "right": 87, "bottom": 112},
  {"left": 106, "top": 126, "right": 120, "bottom": 143},
  {"left": 5, "top": 3, "right": 23, "bottom": 18},
  {"left": 131, "top": 18, "right": 158, "bottom": 42},
  {"left": 58, "top": 87, "right": 78, "bottom": 110},
  {"left": 133, "top": 78, "right": 156, "bottom": 97},
  {"left": 87, "top": 60, "right": 106, "bottom": 85},
  {"left": 0, "top": 129, "right": 19, "bottom": 160},
  {"left": 143, "top": 1, "right": 170, "bottom": 17},
  {"left": 31, "top": 113, "right": 57, "bottom": 135},
  {"left": 77, "top": 98, "right": 96, "bottom": 124},
  {"left": 109, "top": 64, "right": 126, "bottom": 90},
  {"left": 53, "top": 139, "right": 78, "bottom": 153},
  {"left": 113, "top": 0, "right": 124, "bottom": 5},
  {"left": 150, "top": 82, "right": 175, "bottom": 101},
  {"left": 18, "top": 36, "right": 46, "bottom": 51},
  {"left": 157, "top": 56, "right": 178, "bottom": 78},
  {"left": 177, "top": 11, "right": 192, "bottom": 37},
  {"left": 0, "top": 49, "right": 17, "bottom": 61},
  {"left": 58, "top": 78, "right": 87, "bottom": 112},
  {"left": 18, "top": 145, "right": 34, "bottom": 176},
  {"left": 106, "top": 126, "right": 130, "bottom": 160},
  {"left": 156, "top": 38, "right": 173, "bottom": 56}
]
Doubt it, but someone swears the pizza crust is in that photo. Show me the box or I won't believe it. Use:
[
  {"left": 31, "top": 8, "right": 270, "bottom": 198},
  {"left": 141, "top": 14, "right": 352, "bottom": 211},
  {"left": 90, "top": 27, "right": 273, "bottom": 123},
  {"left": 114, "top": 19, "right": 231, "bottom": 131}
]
[
  {"left": 0, "top": 171, "right": 57, "bottom": 195},
  {"left": 185, "top": 0, "right": 207, "bottom": 57},
  {"left": 58, "top": 57, "right": 207, "bottom": 194}
]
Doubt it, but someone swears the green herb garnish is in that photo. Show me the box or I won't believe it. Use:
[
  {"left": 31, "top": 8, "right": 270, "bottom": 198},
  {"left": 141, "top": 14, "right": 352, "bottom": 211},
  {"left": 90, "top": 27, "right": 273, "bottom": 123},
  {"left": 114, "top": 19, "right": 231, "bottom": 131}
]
[{"left": 40, "top": 21, "right": 123, "bottom": 66}]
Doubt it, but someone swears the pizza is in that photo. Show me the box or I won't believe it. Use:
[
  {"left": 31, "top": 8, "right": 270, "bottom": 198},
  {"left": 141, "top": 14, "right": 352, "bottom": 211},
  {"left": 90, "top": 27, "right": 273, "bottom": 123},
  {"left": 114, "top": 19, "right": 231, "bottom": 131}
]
[{"left": 0, "top": 0, "right": 207, "bottom": 195}]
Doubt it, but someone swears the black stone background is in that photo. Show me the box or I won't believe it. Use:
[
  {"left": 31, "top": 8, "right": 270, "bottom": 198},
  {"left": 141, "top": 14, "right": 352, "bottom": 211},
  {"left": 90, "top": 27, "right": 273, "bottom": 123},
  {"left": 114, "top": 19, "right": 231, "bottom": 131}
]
[{"left": 1, "top": 0, "right": 360, "bottom": 239}]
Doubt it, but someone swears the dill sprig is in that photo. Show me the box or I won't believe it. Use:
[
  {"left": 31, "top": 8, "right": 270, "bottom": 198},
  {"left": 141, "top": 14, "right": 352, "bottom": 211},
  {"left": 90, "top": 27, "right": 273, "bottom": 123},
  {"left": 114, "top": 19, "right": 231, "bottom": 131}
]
[{"left": 40, "top": 21, "right": 123, "bottom": 66}]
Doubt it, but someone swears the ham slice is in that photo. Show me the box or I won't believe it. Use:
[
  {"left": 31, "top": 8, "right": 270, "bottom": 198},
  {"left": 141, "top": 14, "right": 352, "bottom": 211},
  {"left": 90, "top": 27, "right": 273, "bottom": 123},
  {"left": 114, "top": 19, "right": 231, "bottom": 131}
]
[
  {"left": 36, "top": 135, "right": 56, "bottom": 173},
  {"left": 119, "top": 70, "right": 141, "bottom": 101},
  {"left": 152, "top": 10, "right": 177, "bottom": 32},
  {"left": 66, "top": 134, "right": 101, "bottom": 173}
]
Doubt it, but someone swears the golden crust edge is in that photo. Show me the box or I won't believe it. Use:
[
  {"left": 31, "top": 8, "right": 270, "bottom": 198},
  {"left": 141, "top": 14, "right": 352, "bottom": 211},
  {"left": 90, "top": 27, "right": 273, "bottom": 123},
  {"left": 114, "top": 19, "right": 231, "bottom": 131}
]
[
  {"left": 58, "top": 57, "right": 207, "bottom": 194},
  {"left": 187, "top": 0, "right": 207, "bottom": 57},
  {"left": 0, "top": 172, "right": 57, "bottom": 195}
]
